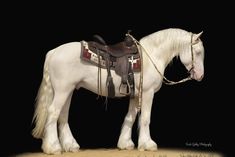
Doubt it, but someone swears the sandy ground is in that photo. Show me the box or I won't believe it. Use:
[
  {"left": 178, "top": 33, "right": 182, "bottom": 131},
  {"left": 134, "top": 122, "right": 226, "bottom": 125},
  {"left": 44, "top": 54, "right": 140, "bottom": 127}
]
[{"left": 16, "top": 149, "right": 224, "bottom": 157}]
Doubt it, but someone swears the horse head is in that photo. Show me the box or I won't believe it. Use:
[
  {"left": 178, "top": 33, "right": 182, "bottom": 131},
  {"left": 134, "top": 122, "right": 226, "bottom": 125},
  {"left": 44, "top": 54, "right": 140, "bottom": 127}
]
[{"left": 179, "top": 31, "right": 204, "bottom": 81}]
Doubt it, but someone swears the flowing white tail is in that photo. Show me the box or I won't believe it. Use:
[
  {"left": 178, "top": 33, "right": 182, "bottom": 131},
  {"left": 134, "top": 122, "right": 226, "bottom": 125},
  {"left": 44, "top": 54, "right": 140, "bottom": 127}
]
[{"left": 32, "top": 51, "right": 54, "bottom": 139}]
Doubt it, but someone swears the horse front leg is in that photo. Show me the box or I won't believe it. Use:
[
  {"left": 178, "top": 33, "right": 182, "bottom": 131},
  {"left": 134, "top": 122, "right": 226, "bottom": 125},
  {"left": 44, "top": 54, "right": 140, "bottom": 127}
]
[
  {"left": 58, "top": 91, "right": 80, "bottom": 152},
  {"left": 117, "top": 97, "right": 138, "bottom": 150},
  {"left": 138, "top": 90, "right": 157, "bottom": 151}
]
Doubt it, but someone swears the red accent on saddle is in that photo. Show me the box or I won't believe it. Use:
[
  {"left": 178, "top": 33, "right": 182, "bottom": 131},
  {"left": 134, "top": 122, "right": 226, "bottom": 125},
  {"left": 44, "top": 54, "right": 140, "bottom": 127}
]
[
  {"left": 83, "top": 48, "right": 91, "bottom": 59},
  {"left": 133, "top": 59, "right": 141, "bottom": 70}
]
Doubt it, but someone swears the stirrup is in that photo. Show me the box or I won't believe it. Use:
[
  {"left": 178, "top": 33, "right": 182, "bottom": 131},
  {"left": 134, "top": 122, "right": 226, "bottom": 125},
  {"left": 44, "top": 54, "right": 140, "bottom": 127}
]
[{"left": 119, "top": 82, "right": 131, "bottom": 96}]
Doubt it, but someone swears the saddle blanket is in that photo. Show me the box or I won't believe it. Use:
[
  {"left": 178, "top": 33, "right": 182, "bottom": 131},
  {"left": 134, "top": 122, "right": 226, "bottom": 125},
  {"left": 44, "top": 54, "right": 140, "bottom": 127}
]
[{"left": 80, "top": 41, "right": 141, "bottom": 72}]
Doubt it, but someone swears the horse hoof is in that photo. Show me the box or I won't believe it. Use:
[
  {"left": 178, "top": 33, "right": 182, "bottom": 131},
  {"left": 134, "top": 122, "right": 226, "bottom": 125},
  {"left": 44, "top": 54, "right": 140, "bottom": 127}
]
[
  {"left": 70, "top": 147, "right": 80, "bottom": 152},
  {"left": 138, "top": 139, "right": 158, "bottom": 151},
  {"left": 42, "top": 145, "right": 62, "bottom": 155},
  {"left": 61, "top": 140, "right": 80, "bottom": 152},
  {"left": 117, "top": 139, "right": 135, "bottom": 150},
  {"left": 42, "top": 140, "right": 62, "bottom": 154}
]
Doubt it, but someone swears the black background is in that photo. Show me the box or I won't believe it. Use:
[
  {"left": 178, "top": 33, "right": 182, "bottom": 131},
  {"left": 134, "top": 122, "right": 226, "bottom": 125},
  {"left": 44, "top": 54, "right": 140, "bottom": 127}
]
[{"left": 1, "top": 1, "right": 232, "bottom": 157}]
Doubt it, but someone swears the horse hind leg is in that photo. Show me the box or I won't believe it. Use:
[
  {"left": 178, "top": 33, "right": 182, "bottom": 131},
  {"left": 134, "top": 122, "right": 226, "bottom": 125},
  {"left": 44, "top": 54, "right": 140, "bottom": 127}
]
[
  {"left": 42, "top": 87, "right": 73, "bottom": 154},
  {"left": 58, "top": 91, "right": 80, "bottom": 152}
]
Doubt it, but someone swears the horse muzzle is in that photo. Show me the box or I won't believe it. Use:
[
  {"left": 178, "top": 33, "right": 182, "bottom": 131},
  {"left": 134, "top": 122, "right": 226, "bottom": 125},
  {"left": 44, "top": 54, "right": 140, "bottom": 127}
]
[{"left": 190, "top": 69, "right": 204, "bottom": 81}]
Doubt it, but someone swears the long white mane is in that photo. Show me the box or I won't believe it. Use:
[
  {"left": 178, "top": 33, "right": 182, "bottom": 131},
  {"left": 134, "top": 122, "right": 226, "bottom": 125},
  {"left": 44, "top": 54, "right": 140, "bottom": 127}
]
[{"left": 140, "top": 28, "right": 192, "bottom": 65}]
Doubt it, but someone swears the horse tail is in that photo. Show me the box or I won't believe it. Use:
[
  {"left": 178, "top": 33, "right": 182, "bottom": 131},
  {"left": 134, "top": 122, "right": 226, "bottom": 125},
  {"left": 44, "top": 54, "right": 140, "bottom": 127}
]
[{"left": 32, "top": 50, "right": 54, "bottom": 139}]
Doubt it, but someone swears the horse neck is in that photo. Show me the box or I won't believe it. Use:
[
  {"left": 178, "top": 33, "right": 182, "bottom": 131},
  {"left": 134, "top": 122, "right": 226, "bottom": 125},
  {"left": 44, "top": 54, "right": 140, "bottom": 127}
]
[{"left": 140, "top": 31, "right": 190, "bottom": 69}]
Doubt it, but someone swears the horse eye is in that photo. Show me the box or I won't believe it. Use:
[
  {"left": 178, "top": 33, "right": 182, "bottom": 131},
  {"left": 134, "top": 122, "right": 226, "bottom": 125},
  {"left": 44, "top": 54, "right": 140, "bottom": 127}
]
[
  {"left": 194, "top": 51, "right": 201, "bottom": 56},
  {"left": 195, "top": 50, "right": 201, "bottom": 56}
]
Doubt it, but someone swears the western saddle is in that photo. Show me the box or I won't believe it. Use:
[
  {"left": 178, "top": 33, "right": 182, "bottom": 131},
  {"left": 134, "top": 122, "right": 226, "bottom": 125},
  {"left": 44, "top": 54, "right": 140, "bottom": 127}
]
[{"left": 87, "top": 34, "right": 139, "bottom": 98}]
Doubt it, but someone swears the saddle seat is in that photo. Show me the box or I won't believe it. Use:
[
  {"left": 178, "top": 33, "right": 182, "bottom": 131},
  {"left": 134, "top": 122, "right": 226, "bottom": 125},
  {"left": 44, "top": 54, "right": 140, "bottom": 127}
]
[{"left": 92, "top": 35, "right": 138, "bottom": 57}]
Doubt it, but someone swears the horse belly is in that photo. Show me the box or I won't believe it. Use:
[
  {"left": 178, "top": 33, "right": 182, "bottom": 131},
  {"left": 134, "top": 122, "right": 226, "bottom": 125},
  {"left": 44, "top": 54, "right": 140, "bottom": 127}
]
[{"left": 78, "top": 68, "right": 130, "bottom": 97}]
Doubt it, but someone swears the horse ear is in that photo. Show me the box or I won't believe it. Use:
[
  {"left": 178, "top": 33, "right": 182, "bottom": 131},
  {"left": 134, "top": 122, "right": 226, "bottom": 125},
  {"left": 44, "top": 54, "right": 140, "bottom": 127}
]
[
  {"left": 192, "top": 31, "right": 203, "bottom": 45},
  {"left": 195, "top": 31, "right": 203, "bottom": 39}
]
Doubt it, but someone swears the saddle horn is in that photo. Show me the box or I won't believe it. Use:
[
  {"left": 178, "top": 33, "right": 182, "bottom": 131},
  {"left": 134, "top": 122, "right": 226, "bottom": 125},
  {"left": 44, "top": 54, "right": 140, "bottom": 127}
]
[{"left": 93, "top": 35, "right": 107, "bottom": 45}]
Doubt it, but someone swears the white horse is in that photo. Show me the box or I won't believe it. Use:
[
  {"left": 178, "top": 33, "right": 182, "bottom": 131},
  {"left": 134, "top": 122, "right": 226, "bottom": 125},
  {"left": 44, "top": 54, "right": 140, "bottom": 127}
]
[{"left": 32, "top": 28, "right": 204, "bottom": 154}]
